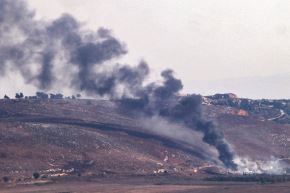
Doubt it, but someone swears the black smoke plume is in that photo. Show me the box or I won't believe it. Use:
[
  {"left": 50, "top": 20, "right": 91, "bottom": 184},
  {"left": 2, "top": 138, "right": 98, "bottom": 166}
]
[
  {"left": 121, "top": 71, "right": 237, "bottom": 169},
  {"left": 0, "top": 0, "right": 237, "bottom": 169}
]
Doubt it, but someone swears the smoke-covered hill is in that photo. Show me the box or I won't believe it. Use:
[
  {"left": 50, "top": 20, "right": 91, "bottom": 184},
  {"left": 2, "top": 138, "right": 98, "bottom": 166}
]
[
  {"left": 0, "top": 0, "right": 290, "bottom": 186},
  {"left": 0, "top": 98, "right": 213, "bottom": 181},
  {"left": 0, "top": 96, "right": 290, "bottom": 183}
]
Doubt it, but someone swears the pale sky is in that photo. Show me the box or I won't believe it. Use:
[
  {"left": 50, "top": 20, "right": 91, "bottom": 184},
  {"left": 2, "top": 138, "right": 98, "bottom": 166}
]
[{"left": 12, "top": 1, "right": 290, "bottom": 98}]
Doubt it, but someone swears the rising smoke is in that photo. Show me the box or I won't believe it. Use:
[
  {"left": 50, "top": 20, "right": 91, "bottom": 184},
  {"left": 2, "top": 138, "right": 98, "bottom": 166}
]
[
  {"left": 120, "top": 70, "right": 237, "bottom": 169},
  {"left": 234, "top": 156, "right": 287, "bottom": 174},
  {"left": 0, "top": 0, "right": 237, "bottom": 169}
]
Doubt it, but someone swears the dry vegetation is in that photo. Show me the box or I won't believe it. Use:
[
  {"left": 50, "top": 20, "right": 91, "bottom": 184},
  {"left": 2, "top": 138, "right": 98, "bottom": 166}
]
[{"left": 0, "top": 98, "right": 290, "bottom": 192}]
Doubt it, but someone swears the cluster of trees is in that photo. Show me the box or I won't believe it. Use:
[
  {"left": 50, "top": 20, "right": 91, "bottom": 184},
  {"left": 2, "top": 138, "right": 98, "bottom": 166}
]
[
  {"left": 15, "top": 93, "right": 24, "bottom": 99},
  {"left": 3, "top": 92, "right": 81, "bottom": 100}
]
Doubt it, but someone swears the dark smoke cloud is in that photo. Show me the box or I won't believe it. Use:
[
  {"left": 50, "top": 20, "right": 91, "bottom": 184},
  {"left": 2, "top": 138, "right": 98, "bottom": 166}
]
[
  {"left": 37, "top": 51, "right": 55, "bottom": 89},
  {"left": 0, "top": 0, "right": 237, "bottom": 169},
  {"left": 121, "top": 72, "right": 237, "bottom": 169}
]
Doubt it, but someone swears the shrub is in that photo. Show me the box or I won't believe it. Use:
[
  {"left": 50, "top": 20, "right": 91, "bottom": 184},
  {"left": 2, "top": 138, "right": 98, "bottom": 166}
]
[
  {"left": 50, "top": 93, "right": 63, "bottom": 99},
  {"left": 2, "top": 176, "right": 9, "bottom": 182},
  {"left": 33, "top": 172, "right": 40, "bottom": 179},
  {"left": 36, "top": 92, "right": 49, "bottom": 99}
]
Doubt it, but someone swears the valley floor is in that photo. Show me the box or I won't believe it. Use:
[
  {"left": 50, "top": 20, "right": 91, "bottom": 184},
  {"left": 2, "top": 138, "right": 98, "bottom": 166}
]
[{"left": 1, "top": 181, "right": 290, "bottom": 193}]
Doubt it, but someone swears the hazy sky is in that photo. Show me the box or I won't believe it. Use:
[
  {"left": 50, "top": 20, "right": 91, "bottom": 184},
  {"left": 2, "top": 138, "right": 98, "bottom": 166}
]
[{"left": 21, "top": 0, "right": 290, "bottom": 98}]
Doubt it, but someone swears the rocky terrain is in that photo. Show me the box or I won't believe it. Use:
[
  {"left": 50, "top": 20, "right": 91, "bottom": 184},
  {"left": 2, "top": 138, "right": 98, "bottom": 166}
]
[
  {"left": 0, "top": 98, "right": 208, "bottom": 180},
  {"left": 0, "top": 95, "right": 290, "bottom": 192}
]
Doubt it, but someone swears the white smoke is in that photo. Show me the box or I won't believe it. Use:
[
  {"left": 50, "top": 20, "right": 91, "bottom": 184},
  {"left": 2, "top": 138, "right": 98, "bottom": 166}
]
[{"left": 233, "top": 156, "right": 288, "bottom": 174}]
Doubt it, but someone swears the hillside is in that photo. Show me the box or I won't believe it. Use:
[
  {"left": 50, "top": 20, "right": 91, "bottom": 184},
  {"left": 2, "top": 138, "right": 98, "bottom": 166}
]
[
  {"left": 0, "top": 99, "right": 208, "bottom": 181},
  {"left": 0, "top": 96, "right": 290, "bottom": 185}
]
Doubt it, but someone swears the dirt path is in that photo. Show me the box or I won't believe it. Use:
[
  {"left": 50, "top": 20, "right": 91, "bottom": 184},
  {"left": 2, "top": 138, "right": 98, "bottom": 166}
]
[{"left": 268, "top": 109, "right": 286, "bottom": 121}]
